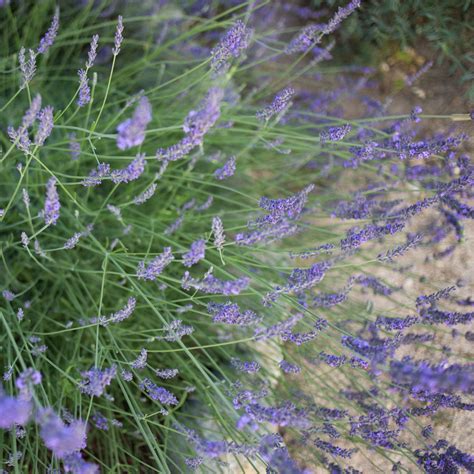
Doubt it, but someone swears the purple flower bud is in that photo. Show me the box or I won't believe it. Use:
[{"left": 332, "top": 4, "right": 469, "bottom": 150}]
[
  {"left": 37, "top": 409, "right": 87, "bottom": 458},
  {"left": 182, "top": 269, "right": 249, "bottom": 295},
  {"left": 137, "top": 247, "right": 174, "bottom": 280},
  {"left": 86, "top": 34, "right": 99, "bottom": 68},
  {"left": 133, "top": 183, "right": 157, "bottom": 205},
  {"left": 110, "top": 153, "right": 146, "bottom": 184},
  {"left": 183, "top": 239, "right": 206, "bottom": 267},
  {"left": 43, "top": 177, "right": 60, "bottom": 226},
  {"left": 82, "top": 163, "right": 111, "bottom": 187},
  {"left": 79, "top": 365, "right": 116, "bottom": 397},
  {"left": 155, "top": 368, "right": 179, "bottom": 379},
  {"left": 0, "top": 395, "right": 31, "bottom": 428},
  {"left": 18, "top": 47, "right": 36, "bottom": 89},
  {"left": 320, "top": 123, "right": 351, "bottom": 143},
  {"left": 37, "top": 8, "right": 59, "bottom": 55},
  {"left": 34, "top": 106, "right": 54, "bottom": 145},
  {"left": 116, "top": 96, "right": 152, "bottom": 150},
  {"left": 210, "top": 20, "right": 251, "bottom": 75},
  {"left": 77, "top": 69, "right": 91, "bottom": 107},
  {"left": 279, "top": 360, "right": 301, "bottom": 374},
  {"left": 22, "top": 94, "right": 42, "bottom": 128},
  {"left": 68, "top": 133, "right": 81, "bottom": 160},
  {"left": 139, "top": 378, "right": 178, "bottom": 405},
  {"left": 131, "top": 348, "right": 147, "bottom": 370},
  {"left": 231, "top": 357, "right": 261, "bottom": 373},
  {"left": 108, "top": 297, "right": 136, "bottom": 326},
  {"left": 256, "top": 88, "right": 295, "bottom": 122},
  {"left": 112, "top": 16, "right": 124, "bottom": 56},
  {"left": 207, "top": 301, "right": 261, "bottom": 326}
]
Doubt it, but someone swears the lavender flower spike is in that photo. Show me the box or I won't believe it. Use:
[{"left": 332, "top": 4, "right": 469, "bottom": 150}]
[
  {"left": 116, "top": 96, "right": 152, "bottom": 150},
  {"left": 34, "top": 106, "right": 54, "bottom": 145},
  {"left": 214, "top": 156, "right": 236, "bottom": 180},
  {"left": 137, "top": 247, "right": 174, "bottom": 280},
  {"left": 256, "top": 87, "right": 295, "bottom": 122},
  {"left": 43, "top": 177, "right": 60, "bottom": 226},
  {"left": 212, "top": 216, "right": 225, "bottom": 251},
  {"left": 77, "top": 69, "right": 91, "bottom": 107},
  {"left": 210, "top": 20, "right": 251, "bottom": 75},
  {"left": 18, "top": 47, "right": 36, "bottom": 89},
  {"left": 113, "top": 16, "right": 124, "bottom": 56},
  {"left": 37, "top": 409, "right": 87, "bottom": 458},
  {"left": 0, "top": 395, "right": 31, "bottom": 428},
  {"left": 110, "top": 153, "right": 146, "bottom": 184},
  {"left": 86, "top": 34, "right": 99, "bottom": 68},
  {"left": 183, "top": 239, "right": 206, "bottom": 267},
  {"left": 37, "top": 8, "right": 59, "bottom": 55}
]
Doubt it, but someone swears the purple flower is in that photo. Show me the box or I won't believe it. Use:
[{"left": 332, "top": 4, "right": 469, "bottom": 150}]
[
  {"left": 34, "top": 106, "right": 54, "bottom": 145},
  {"left": 259, "top": 184, "right": 314, "bottom": 224},
  {"left": 18, "top": 47, "right": 36, "bottom": 89},
  {"left": 164, "top": 215, "right": 184, "bottom": 235},
  {"left": 279, "top": 360, "right": 301, "bottom": 374},
  {"left": 314, "top": 438, "right": 355, "bottom": 459},
  {"left": 265, "top": 260, "right": 332, "bottom": 304},
  {"left": 68, "top": 133, "right": 81, "bottom": 160},
  {"left": 210, "top": 20, "right": 251, "bottom": 75},
  {"left": 92, "top": 412, "right": 109, "bottom": 431},
  {"left": 137, "top": 247, "right": 174, "bottom": 280},
  {"left": 356, "top": 275, "right": 393, "bottom": 295},
  {"left": 235, "top": 218, "right": 298, "bottom": 246},
  {"left": 214, "top": 155, "right": 236, "bottom": 180},
  {"left": 286, "top": 24, "right": 322, "bottom": 54},
  {"left": 131, "top": 348, "right": 147, "bottom": 370},
  {"left": 320, "top": 123, "right": 351, "bottom": 143},
  {"left": 3, "top": 289, "right": 15, "bottom": 301},
  {"left": 77, "top": 69, "right": 90, "bottom": 107},
  {"left": 155, "top": 368, "right": 179, "bottom": 379},
  {"left": 63, "top": 224, "right": 93, "bottom": 250},
  {"left": 103, "top": 297, "right": 136, "bottom": 325},
  {"left": 79, "top": 365, "right": 116, "bottom": 397},
  {"left": 207, "top": 301, "right": 260, "bottom": 326},
  {"left": 37, "top": 8, "right": 59, "bottom": 54},
  {"left": 116, "top": 96, "right": 152, "bottom": 150},
  {"left": 86, "top": 34, "right": 99, "bottom": 68},
  {"left": 133, "top": 183, "right": 157, "bottom": 205},
  {"left": 22, "top": 94, "right": 42, "bottom": 128},
  {"left": 390, "top": 358, "right": 474, "bottom": 394},
  {"left": 43, "top": 177, "right": 60, "bottom": 226},
  {"left": 38, "top": 409, "right": 86, "bottom": 458},
  {"left": 183, "top": 239, "right": 206, "bottom": 267},
  {"left": 112, "top": 16, "right": 124, "bottom": 56},
  {"left": 256, "top": 88, "right": 295, "bottom": 122},
  {"left": 156, "top": 319, "right": 194, "bottom": 342},
  {"left": 16, "top": 368, "right": 42, "bottom": 398},
  {"left": 8, "top": 125, "right": 31, "bottom": 153},
  {"left": 377, "top": 234, "right": 423, "bottom": 262},
  {"left": 182, "top": 269, "right": 250, "bottom": 295},
  {"left": 281, "top": 319, "right": 328, "bottom": 345},
  {"left": 63, "top": 452, "right": 99, "bottom": 474},
  {"left": 0, "top": 395, "right": 31, "bottom": 428},
  {"left": 139, "top": 378, "right": 178, "bottom": 405},
  {"left": 231, "top": 357, "right": 261, "bottom": 373},
  {"left": 110, "top": 154, "right": 146, "bottom": 183},
  {"left": 322, "top": 0, "right": 361, "bottom": 35},
  {"left": 82, "top": 163, "right": 111, "bottom": 187},
  {"left": 183, "top": 87, "right": 224, "bottom": 143},
  {"left": 319, "top": 352, "right": 347, "bottom": 367},
  {"left": 211, "top": 216, "right": 225, "bottom": 251},
  {"left": 240, "top": 401, "right": 310, "bottom": 429}
]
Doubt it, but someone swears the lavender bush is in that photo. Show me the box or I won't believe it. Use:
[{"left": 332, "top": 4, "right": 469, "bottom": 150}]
[{"left": 0, "top": 1, "right": 473, "bottom": 472}]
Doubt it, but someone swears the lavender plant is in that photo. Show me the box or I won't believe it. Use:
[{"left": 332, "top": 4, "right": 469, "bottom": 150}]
[{"left": 0, "top": 1, "right": 473, "bottom": 473}]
